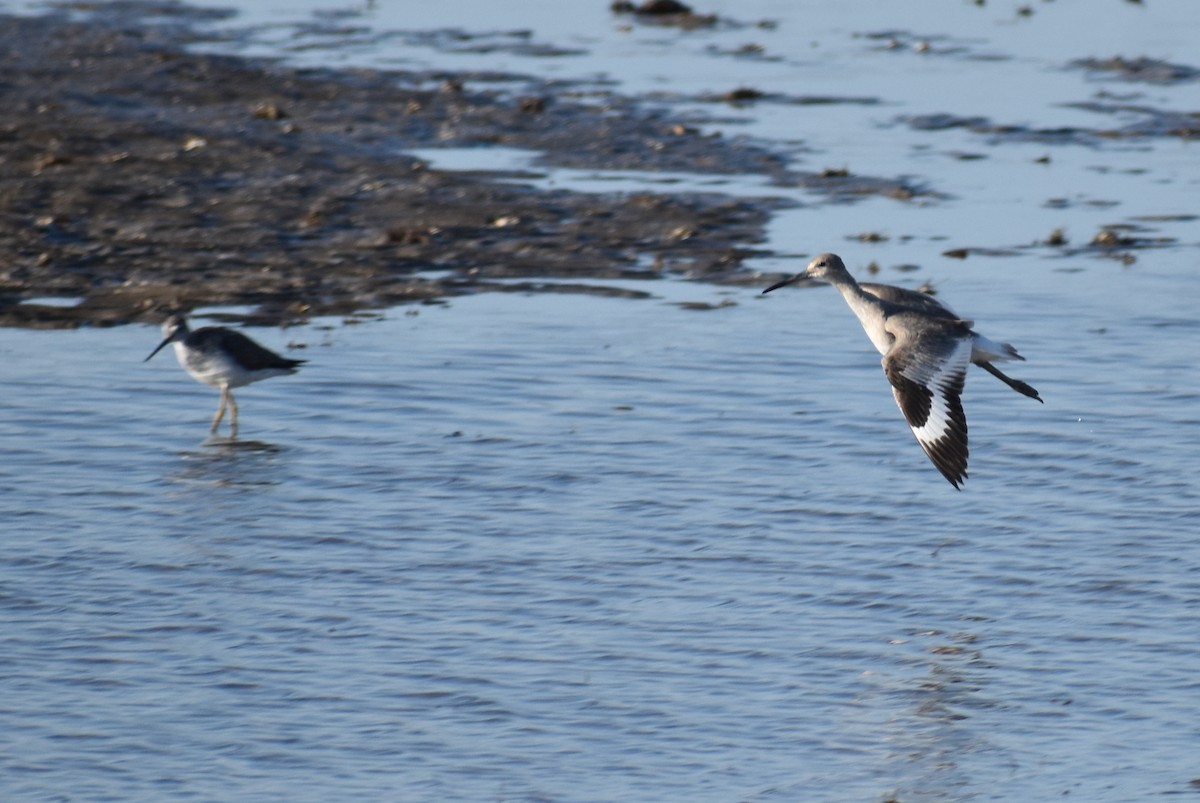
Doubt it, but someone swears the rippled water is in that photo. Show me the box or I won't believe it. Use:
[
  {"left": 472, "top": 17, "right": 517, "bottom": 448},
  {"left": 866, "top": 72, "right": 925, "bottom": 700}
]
[
  {"left": 4, "top": 0, "right": 1200, "bottom": 800},
  {"left": 4, "top": 275, "right": 1199, "bottom": 800}
]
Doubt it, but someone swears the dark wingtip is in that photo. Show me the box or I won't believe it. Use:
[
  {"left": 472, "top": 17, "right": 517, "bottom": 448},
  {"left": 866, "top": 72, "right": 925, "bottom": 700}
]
[{"left": 942, "top": 470, "right": 967, "bottom": 490}]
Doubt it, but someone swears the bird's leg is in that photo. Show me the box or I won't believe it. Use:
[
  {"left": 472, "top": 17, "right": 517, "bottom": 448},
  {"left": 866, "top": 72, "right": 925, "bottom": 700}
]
[
  {"left": 210, "top": 387, "right": 229, "bottom": 434},
  {"left": 228, "top": 390, "right": 239, "bottom": 440},
  {"left": 978, "top": 361, "right": 1043, "bottom": 403}
]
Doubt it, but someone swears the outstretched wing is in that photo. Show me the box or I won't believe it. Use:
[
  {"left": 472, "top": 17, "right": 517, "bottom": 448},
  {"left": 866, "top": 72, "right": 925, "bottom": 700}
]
[{"left": 882, "top": 321, "right": 972, "bottom": 488}]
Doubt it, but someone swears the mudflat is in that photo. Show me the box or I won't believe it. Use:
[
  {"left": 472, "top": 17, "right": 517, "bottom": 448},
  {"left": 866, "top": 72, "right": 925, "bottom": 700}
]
[{"left": 0, "top": 3, "right": 787, "bottom": 329}]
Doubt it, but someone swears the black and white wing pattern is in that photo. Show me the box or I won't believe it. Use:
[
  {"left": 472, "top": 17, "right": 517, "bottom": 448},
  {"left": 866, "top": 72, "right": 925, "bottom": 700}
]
[{"left": 882, "top": 319, "right": 973, "bottom": 488}]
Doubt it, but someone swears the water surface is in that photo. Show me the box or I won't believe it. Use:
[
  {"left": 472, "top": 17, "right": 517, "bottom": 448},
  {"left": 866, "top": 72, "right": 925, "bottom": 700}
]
[{"left": 3, "top": 0, "right": 1200, "bottom": 800}]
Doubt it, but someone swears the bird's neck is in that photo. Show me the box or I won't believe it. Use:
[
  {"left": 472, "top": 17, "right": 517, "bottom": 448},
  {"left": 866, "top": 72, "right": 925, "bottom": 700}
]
[{"left": 829, "top": 277, "right": 892, "bottom": 356}]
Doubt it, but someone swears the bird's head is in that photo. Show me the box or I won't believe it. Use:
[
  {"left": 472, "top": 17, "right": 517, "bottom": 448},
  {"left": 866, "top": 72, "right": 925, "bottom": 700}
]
[
  {"left": 144, "top": 314, "right": 191, "bottom": 362},
  {"left": 761, "top": 252, "right": 850, "bottom": 294}
]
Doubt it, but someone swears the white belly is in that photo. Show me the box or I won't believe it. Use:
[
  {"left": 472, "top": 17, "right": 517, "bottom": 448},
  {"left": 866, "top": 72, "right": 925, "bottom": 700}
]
[{"left": 174, "top": 342, "right": 288, "bottom": 388}]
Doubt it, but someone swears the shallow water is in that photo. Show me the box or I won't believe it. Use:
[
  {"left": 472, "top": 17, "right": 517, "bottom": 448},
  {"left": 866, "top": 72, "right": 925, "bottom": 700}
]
[
  {"left": 4, "top": 0, "right": 1200, "bottom": 801},
  {"left": 4, "top": 277, "right": 1199, "bottom": 800}
]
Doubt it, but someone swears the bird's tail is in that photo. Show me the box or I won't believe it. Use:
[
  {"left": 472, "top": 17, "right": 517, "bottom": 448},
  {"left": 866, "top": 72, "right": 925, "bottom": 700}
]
[{"left": 972, "top": 334, "right": 1025, "bottom": 362}]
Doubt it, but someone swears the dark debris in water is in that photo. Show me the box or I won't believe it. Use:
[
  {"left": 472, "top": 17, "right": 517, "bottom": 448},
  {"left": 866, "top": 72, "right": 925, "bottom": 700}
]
[
  {"left": 784, "top": 170, "right": 938, "bottom": 203},
  {"left": 391, "top": 28, "right": 588, "bottom": 59},
  {"left": 1073, "top": 56, "right": 1200, "bottom": 85},
  {"left": 610, "top": 1, "right": 772, "bottom": 32},
  {"left": 904, "top": 101, "right": 1200, "bottom": 144},
  {"left": 705, "top": 42, "right": 781, "bottom": 63},
  {"left": 1044, "top": 228, "right": 1068, "bottom": 247},
  {"left": 473, "top": 281, "right": 655, "bottom": 300},
  {"left": 1088, "top": 226, "right": 1174, "bottom": 250},
  {"left": 1026, "top": 221, "right": 1176, "bottom": 265},
  {"left": 699, "top": 88, "right": 880, "bottom": 107},
  {"left": 909, "top": 55, "right": 1200, "bottom": 142},
  {"left": 672, "top": 298, "right": 736, "bottom": 311},
  {"left": 1043, "top": 197, "right": 1120, "bottom": 210},
  {"left": 941, "top": 247, "right": 1021, "bottom": 259},
  {"left": 857, "top": 29, "right": 1005, "bottom": 61},
  {"left": 905, "top": 114, "right": 991, "bottom": 132},
  {"left": 1063, "top": 100, "right": 1200, "bottom": 139},
  {"left": 611, "top": 0, "right": 718, "bottom": 29},
  {"left": 1131, "top": 213, "right": 1198, "bottom": 223}
]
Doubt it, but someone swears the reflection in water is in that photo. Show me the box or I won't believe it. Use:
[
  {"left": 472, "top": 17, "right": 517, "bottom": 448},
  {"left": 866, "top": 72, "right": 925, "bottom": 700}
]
[
  {"left": 170, "top": 439, "right": 287, "bottom": 491},
  {"left": 828, "top": 624, "right": 1008, "bottom": 802},
  {"left": 197, "top": 437, "right": 283, "bottom": 453},
  {"left": 872, "top": 628, "right": 997, "bottom": 802}
]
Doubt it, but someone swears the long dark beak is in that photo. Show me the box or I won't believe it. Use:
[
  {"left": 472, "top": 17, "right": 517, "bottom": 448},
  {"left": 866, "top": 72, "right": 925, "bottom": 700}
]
[
  {"left": 762, "top": 274, "right": 802, "bottom": 294},
  {"left": 144, "top": 336, "right": 173, "bottom": 362}
]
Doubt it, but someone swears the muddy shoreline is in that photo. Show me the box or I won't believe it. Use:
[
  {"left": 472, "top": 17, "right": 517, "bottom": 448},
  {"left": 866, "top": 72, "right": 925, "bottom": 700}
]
[{"left": 0, "top": 3, "right": 811, "bottom": 329}]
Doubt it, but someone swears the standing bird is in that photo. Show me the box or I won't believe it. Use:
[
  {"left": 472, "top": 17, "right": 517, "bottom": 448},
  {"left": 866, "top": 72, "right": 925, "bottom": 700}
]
[
  {"left": 762, "top": 253, "right": 1041, "bottom": 488},
  {"left": 145, "top": 314, "right": 306, "bottom": 439}
]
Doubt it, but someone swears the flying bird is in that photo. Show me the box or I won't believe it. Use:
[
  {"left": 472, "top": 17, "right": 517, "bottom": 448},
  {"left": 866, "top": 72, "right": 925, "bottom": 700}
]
[{"left": 763, "top": 253, "right": 1041, "bottom": 488}]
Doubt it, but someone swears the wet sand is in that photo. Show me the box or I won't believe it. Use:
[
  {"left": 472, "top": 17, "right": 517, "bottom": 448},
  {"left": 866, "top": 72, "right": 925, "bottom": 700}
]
[{"left": 0, "top": 3, "right": 792, "bottom": 329}]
